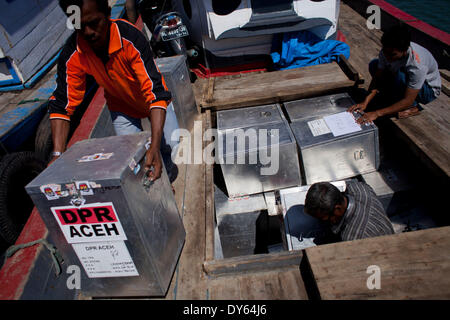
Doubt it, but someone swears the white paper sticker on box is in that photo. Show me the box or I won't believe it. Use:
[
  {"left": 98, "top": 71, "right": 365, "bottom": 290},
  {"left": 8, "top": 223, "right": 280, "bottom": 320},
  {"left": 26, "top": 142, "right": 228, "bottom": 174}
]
[
  {"left": 72, "top": 241, "right": 139, "bottom": 278},
  {"left": 307, "top": 119, "right": 331, "bottom": 137},
  {"left": 50, "top": 202, "right": 127, "bottom": 244},
  {"left": 323, "top": 112, "right": 362, "bottom": 137}
]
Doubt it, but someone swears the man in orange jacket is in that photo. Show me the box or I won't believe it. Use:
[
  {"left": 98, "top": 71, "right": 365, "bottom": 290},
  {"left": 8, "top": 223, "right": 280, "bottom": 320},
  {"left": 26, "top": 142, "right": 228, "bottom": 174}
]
[{"left": 50, "top": 0, "right": 172, "bottom": 182}]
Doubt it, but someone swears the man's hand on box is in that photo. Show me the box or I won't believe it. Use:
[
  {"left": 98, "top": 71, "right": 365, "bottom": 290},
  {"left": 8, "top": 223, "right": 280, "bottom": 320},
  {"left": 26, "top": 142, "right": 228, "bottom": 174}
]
[{"left": 145, "top": 146, "right": 162, "bottom": 182}]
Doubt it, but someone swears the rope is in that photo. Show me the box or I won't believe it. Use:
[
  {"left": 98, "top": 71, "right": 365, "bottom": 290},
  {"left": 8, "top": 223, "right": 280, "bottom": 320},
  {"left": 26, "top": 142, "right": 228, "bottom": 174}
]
[
  {"left": 4, "top": 239, "right": 64, "bottom": 276},
  {"left": 17, "top": 98, "right": 49, "bottom": 105},
  {"left": 0, "top": 141, "right": 9, "bottom": 155}
]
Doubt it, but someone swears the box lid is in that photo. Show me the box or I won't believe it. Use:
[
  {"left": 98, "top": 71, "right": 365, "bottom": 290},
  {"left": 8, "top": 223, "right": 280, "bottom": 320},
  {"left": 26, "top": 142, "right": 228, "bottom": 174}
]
[
  {"left": 217, "top": 104, "right": 284, "bottom": 130},
  {"left": 214, "top": 186, "right": 267, "bottom": 217},
  {"left": 290, "top": 113, "right": 377, "bottom": 149},
  {"left": 284, "top": 93, "right": 354, "bottom": 122},
  {"left": 26, "top": 132, "right": 151, "bottom": 194}
]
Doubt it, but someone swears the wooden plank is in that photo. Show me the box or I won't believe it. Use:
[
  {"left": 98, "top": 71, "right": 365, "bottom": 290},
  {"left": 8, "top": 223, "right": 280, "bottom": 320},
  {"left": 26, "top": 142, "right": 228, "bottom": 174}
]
[
  {"left": 208, "top": 276, "right": 242, "bottom": 300},
  {"left": 0, "top": 0, "right": 60, "bottom": 50},
  {"left": 305, "top": 226, "right": 450, "bottom": 299},
  {"left": 276, "top": 267, "right": 309, "bottom": 300},
  {"left": 200, "top": 62, "right": 355, "bottom": 111},
  {"left": 337, "top": 54, "right": 363, "bottom": 84},
  {"left": 164, "top": 141, "right": 188, "bottom": 300},
  {"left": 165, "top": 112, "right": 208, "bottom": 300},
  {"left": 440, "top": 76, "right": 450, "bottom": 97},
  {"left": 204, "top": 78, "right": 215, "bottom": 105},
  {"left": 203, "top": 251, "right": 303, "bottom": 277},
  {"left": 391, "top": 94, "right": 450, "bottom": 178},
  {"left": 239, "top": 272, "right": 278, "bottom": 300},
  {"left": 204, "top": 110, "right": 215, "bottom": 262},
  {"left": 440, "top": 69, "right": 450, "bottom": 82},
  {"left": 0, "top": 67, "right": 57, "bottom": 117},
  {"left": 208, "top": 267, "right": 308, "bottom": 300}
]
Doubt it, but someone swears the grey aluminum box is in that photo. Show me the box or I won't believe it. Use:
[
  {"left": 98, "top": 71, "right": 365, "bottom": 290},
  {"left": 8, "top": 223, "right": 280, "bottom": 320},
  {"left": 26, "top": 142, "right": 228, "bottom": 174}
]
[
  {"left": 26, "top": 132, "right": 185, "bottom": 298},
  {"left": 285, "top": 93, "right": 379, "bottom": 184},
  {"left": 214, "top": 186, "right": 267, "bottom": 258},
  {"left": 217, "top": 104, "right": 302, "bottom": 197},
  {"left": 156, "top": 55, "right": 198, "bottom": 131},
  {"left": 280, "top": 181, "right": 347, "bottom": 251}
]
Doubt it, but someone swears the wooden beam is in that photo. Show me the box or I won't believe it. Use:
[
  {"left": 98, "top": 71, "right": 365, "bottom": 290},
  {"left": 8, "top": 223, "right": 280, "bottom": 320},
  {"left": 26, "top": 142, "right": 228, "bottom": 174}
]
[
  {"left": 305, "top": 226, "right": 450, "bottom": 299},
  {"left": 201, "top": 77, "right": 215, "bottom": 108},
  {"left": 200, "top": 62, "right": 355, "bottom": 111},
  {"left": 440, "top": 69, "right": 450, "bottom": 82},
  {"left": 204, "top": 110, "right": 215, "bottom": 262},
  {"left": 203, "top": 251, "right": 303, "bottom": 277},
  {"left": 337, "top": 54, "right": 364, "bottom": 84},
  {"left": 207, "top": 267, "right": 308, "bottom": 300},
  {"left": 390, "top": 93, "right": 450, "bottom": 179},
  {"left": 440, "top": 76, "right": 450, "bottom": 97}
]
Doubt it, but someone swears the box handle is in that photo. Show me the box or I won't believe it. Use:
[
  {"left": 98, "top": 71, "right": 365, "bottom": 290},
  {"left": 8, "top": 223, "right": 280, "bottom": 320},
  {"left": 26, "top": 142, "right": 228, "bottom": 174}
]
[{"left": 354, "top": 150, "right": 365, "bottom": 160}]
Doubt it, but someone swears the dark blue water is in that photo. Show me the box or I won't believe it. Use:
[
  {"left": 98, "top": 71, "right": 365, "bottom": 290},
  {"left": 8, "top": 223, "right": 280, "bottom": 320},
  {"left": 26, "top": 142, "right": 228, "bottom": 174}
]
[{"left": 385, "top": 0, "right": 450, "bottom": 34}]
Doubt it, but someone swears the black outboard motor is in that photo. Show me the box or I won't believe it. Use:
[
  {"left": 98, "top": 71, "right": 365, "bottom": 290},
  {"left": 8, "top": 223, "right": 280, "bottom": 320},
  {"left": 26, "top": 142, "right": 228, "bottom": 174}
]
[{"left": 138, "top": 0, "right": 197, "bottom": 59}]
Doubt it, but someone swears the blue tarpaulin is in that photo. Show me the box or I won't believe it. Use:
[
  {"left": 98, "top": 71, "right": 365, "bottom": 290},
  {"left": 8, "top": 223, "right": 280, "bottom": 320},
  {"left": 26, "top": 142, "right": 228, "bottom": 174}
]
[{"left": 271, "top": 31, "right": 350, "bottom": 70}]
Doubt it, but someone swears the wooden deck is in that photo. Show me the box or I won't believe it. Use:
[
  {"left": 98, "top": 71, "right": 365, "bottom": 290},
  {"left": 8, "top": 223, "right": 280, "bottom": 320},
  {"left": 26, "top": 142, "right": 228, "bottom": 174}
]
[{"left": 164, "top": 2, "right": 449, "bottom": 300}]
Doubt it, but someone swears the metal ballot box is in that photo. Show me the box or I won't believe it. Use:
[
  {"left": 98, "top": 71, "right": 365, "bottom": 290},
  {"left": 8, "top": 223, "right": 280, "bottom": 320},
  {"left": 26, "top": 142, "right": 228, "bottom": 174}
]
[
  {"left": 156, "top": 55, "right": 198, "bottom": 131},
  {"left": 280, "top": 181, "right": 347, "bottom": 251},
  {"left": 26, "top": 133, "right": 185, "bottom": 297},
  {"left": 217, "top": 104, "right": 302, "bottom": 197},
  {"left": 214, "top": 186, "right": 267, "bottom": 258},
  {"left": 285, "top": 93, "right": 379, "bottom": 184}
]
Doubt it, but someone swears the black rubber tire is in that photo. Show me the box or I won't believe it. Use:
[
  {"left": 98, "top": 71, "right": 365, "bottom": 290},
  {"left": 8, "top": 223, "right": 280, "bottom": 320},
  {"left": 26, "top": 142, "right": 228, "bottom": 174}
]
[
  {"left": 34, "top": 113, "right": 53, "bottom": 164},
  {"left": 0, "top": 152, "right": 45, "bottom": 245}
]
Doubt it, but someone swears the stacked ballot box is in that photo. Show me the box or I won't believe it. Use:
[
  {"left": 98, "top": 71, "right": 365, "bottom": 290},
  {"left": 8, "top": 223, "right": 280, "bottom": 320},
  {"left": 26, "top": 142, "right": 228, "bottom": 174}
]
[
  {"left": 216, "top": 103, "right": 302, "bottom": 197},
  {"left": 285, "top": 93, "right": 380, "bottom": 185},
  {"left": 26, "top": 132, "right": 185, "bottom": 297}
]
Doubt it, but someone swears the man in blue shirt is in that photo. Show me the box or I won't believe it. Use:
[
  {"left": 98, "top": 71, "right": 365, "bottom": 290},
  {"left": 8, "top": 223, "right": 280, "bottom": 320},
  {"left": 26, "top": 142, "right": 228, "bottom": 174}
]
[{"left": 349, "top": 24, "right": 441, "bottom": 122}]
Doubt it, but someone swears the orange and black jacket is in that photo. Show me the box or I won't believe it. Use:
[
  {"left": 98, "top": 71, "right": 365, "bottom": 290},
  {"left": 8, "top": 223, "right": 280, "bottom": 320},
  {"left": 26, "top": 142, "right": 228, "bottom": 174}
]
[{"left": 49, "top": 19, "right": 171, "bottom": 121}]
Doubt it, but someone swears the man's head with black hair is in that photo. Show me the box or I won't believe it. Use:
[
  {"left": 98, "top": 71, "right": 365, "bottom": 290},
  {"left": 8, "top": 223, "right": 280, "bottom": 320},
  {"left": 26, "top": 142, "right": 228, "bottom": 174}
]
[
  {"left": 59, "top": 0, "right": 111, "bottom": 53},
  {"left": 381, "top": 24, "right": 411, "bottom": 62},
  {"left": 304, "top": 182, "right": 347, "bottom": 225}
]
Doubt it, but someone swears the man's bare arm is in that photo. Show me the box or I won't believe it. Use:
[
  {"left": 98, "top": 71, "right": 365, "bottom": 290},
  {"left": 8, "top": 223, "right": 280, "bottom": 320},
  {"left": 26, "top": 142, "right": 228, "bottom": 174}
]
[
  {"left": 357, "top": 87, "right": 420, "bottom": 124},
  {"left": 348, "top": 68, "right": 383, "bottom": 113},
  {"left": 144, "top": 107, "right": 166, "bottom": 181},
  {"left": 125, "top": 0, "right": 138, "bottom": 24},
  {"left": 49, "top": 118, "right": 70, "bottom": 164}
]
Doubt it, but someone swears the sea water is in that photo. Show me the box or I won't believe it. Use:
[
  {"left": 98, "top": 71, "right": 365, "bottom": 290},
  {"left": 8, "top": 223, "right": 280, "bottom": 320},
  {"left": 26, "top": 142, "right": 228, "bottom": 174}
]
[{"left": 385, "top": 0, "right": 450, "bottom": 34}]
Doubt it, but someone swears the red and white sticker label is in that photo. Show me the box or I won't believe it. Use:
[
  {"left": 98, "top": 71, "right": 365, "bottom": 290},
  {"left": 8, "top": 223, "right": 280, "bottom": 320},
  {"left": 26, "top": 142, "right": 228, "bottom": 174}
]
[{"left": 51, "top": 202, "right": 127, "bottom": 244}]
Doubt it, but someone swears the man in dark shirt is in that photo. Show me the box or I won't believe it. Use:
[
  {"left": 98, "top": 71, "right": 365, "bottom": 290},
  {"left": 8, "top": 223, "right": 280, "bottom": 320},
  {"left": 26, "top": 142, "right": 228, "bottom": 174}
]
[{"left": 304, "top": 181, "right": 394, "bottom": 241}]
